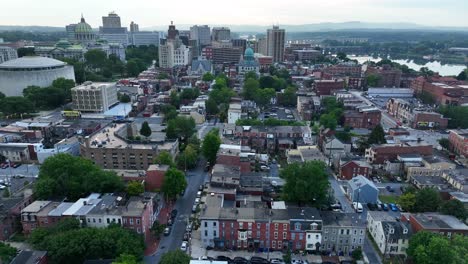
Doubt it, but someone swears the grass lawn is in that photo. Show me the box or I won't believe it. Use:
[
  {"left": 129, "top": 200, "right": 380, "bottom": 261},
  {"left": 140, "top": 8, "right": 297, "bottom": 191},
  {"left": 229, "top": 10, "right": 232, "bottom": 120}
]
[{"left": 379, "top": 195, "right": 398, "bottom": 204}]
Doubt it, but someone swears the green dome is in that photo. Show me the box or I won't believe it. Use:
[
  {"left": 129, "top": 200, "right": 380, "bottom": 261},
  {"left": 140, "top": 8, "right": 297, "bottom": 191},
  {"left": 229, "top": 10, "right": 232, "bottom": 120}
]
[
  {"left": 75, "top": 17, "right": 93, "bottom": 33},
  {"left": 244, "top": 47, "right": 254, "bottom": 58},
  {"left": 55, "top": 39, "right": 71, "bottom": 48}
]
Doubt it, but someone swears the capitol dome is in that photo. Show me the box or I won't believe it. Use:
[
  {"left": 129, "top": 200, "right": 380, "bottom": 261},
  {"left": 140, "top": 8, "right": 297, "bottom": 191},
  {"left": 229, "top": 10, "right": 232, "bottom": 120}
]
[
  {"left": 244, "top": 47, "right": 254, "bottom": 59},
  {"left": 75, "top": 17, "right": 93, "bottom": 33}
]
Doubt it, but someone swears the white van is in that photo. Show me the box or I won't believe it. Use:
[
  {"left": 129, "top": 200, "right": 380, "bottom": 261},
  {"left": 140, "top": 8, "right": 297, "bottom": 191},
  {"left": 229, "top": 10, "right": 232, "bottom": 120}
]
[{"left": 352, "top": 202, "right": 363, "bottom": 213}]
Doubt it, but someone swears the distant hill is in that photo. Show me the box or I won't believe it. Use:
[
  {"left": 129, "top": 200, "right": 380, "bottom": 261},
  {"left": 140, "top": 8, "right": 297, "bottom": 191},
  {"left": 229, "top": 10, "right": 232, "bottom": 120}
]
[
  {"left": 0, "top": 25, "right": 64, "bottom": 32},
  {"left": 142, "top": 21, "right": 468, "bottom": 33}
]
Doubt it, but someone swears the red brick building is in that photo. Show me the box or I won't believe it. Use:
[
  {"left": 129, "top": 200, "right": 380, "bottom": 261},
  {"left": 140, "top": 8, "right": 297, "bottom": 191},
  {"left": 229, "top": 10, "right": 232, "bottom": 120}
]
[
  {"left": 366, "top": 65, "right": 402, "bottom": 88},
  {"left": 0, "top": 194, "right": 33, "bottom": 240},
  {"left": 314, "top": 79, "right": 345, "bottom": 96},
  {"left": 448, "top": 129, "right": 468, "bottom": 157},
  {"left": 365, "top": 143, "right": 433, "bottom": 164},
  {"left": 412, "top": 112, "right": 448, "bottom": 129},
  {"left": 146, "top": 164, "right": 169, "bottom": 191},
  {"left": 411, "top": 76, "right": 468, "bottom": 106},
  {"left": 404, "top": 213, "right": 468, "bottom": 237},
  {"left": 21, "top": 201, "right": 58, "bottom": 235},
  {"left": 323, "top": 64, "right": 362, "bottom": 77},
  {"left": 339, "top": 160, "right": 372, "bottom": 180},
  {"left": 343, "top": 108, "right": 381, "bottom": 129}
]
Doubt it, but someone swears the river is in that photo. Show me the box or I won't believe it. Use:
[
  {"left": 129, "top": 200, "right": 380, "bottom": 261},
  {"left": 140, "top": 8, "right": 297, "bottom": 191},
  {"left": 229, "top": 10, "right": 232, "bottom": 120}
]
[{"left": 348, "top": 55, "right": 467, "bottom": 76}]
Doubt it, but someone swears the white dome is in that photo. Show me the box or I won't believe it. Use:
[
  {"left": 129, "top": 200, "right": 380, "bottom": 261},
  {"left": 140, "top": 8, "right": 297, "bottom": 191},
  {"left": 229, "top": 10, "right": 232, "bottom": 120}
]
[{"left": 0, "top": 56, "right": 66, "bottom": 69}]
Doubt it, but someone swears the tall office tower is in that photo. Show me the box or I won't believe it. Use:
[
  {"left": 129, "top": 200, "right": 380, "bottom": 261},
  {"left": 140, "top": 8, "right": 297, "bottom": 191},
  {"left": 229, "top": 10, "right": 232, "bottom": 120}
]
[
  {"left": 257, "top": 37, "right": 268, "bottom": 56},
  {"left": 65, "top": 24, "right": 77, "bottom": 42},
  {"left": 266, "top": 26, "right": 285, "bottom": 62},
  {"left": 212, "top": 27, "right": 231, "bottom": 42},
  {"left": 167, "top": 21, "right": 179, "bottom": 40},
  {"left": 102, "top": 12, "right": 122, "bottom": 28},
  {"left": 190, "top": 25, "right": 211, "bottom": 46},
  {"left": 130, "top": 21, "right": 139, "bottom": 33}
]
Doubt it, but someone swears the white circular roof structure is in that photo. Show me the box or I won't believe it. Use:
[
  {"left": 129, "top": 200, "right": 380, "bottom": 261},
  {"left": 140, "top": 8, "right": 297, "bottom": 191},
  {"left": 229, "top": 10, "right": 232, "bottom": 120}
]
[{"left": 0, "top": 56, "right": 66, "bottom": 70}]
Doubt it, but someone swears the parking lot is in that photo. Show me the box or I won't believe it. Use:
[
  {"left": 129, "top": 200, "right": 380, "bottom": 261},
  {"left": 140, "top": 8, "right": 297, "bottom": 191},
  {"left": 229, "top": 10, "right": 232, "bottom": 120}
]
[
  {"left": 0, "top": 164, "right": 39, "bottom": 177},
  {"left": 259, "top": 107, "right": 298, "bottom": 121}
]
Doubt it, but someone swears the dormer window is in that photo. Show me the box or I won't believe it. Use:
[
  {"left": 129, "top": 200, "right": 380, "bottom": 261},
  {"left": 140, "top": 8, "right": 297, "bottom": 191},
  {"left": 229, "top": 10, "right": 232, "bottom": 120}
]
[
  {"left": 311, "top": 222, "right": 318, "bottom": 230},
  {"left": 295, "top": 223, "right": 301, "bottom": 231},
  {"left": 403, "top": 228, "right": 408, "bottom": 234}
]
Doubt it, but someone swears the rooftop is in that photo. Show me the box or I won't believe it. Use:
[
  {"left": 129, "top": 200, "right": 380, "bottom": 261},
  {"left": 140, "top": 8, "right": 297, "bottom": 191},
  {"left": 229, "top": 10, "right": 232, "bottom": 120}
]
[
  {"left": 22, "top": 201, "right": 51, "bottom": 213},
  {"left": 321, "top": 212, "right": 366, "bottom": 227},
  {"left": 0, "top": 56, "right": 66, "bottom": 69},
  {"left": 411, "top": 213, "right": 468, "bottom": 230}
]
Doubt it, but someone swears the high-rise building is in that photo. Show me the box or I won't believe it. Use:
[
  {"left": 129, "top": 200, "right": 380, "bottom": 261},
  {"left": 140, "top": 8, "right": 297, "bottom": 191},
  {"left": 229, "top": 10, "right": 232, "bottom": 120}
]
[
  {"left": 267, "top": 26, "right": 285, "bottom": 62},
  {"left": 0, "top": 46, "right": 18, "bottom": 64},
  {"left": 71, "top": 82, "right": 118, "bottom": 112},
  {"left": 190, "top": 25, "right": 211, "bottom": 46},
  {"left": 130, "top": 21, "right": 139, "bottom": 33},
  {"left": 131, "top": 32, "right": 161, "bottom": 47},
  {"left": 231, "top": 39, "right": 247, "bottom": 52},
  {"left": 102, "top": 12, "right": 122, "bottom": 29},
  {"left": 212, "top": 27, "right": 231, "bottom": 41},
  {"left": 158, "top": 37, "right": 191, "bottom": 68},
  {"left": 256, "top": 37, "right": 268, "bottom": 56},
  {"left": 167, "top": 21, "right": 179, "bottom": 40},
  {"left": 65, "top": 24, "right": 77, "bottom": 42}
]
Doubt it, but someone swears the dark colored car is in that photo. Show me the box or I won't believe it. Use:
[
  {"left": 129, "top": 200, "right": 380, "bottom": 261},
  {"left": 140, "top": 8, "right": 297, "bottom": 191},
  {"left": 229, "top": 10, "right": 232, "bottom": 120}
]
[
  {"left": 367, "top": 203, "right": 377, "bottom": 211},
  {"left": 12, "top": 163, "right": 20, "bottom": 168},
  {"left": 199, "top": 184, "right": 204, "bottom": 191},
  {"left": 233, "top": 257, "right": 248, "bottom": 264},
  {"left": 386, "top": 186, "right": 395, "bottom": 192},
  {"left": 381, "top": 203, "right": 389, "bottom": 211},
  {"left": 171, "top": 209, "right": 178, "bottom": 219},
  {"left": 216, "top": 256, "right": 232, "bottom": 262},
  {"left": 250, "top": 257, "right": 269, "bottom": 264}
]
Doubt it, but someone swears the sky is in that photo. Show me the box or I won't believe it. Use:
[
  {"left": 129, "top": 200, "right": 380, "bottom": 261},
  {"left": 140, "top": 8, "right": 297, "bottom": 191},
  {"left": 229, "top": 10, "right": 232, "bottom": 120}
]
[{"left": 1, "top": 0, "right": 467, "bottom": 28}]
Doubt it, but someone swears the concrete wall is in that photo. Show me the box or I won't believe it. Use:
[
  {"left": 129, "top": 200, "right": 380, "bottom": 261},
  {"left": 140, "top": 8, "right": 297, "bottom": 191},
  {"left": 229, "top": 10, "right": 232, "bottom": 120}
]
[{"left": 0, "top": 66, "right": 75, "bottom": 96}]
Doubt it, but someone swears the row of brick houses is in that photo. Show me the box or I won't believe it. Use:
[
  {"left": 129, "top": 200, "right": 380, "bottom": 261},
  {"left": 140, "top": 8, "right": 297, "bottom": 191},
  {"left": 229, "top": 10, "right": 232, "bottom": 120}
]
[
  {"left": 448, "top": 129, "right": 468, "bottom": 157},
  {"left": 411, "top": 76, "right": 468, "bottom": 106},
  {"left": 386, "top": 98, "right": 448, "bottom": 129},
  {"left": 200, "top": 196, "right": 366, "bottom": 255},
  {"left": 343, "top": 106, "right": 381, "bottom": 129},
  {"left": 365, "top": 142, "right": 433, "bottom": 164},
  {"left": 21, "top": 193, "right": 156, "bottom": 239}
]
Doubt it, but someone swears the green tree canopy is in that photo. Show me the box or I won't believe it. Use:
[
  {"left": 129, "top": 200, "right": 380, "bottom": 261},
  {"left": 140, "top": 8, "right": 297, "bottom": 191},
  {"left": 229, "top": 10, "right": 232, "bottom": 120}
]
[
  {"left": 113, "top": 254, "right": 141, "bottom": 264},
  {"left": 440, "top": 199, "right": 468, "bottom": 220},
  {"left": 202, "top": 72, "right": 214, "bottom": 82},
  {"left": 34, "top": 154, "right": 124, "bottom": 200},
  {"left": 255, "top": 88, "right": 276, "bottom": 109},
  {"left": 438, "top": 105, "right": 468, "bottom": 129},
  {"left": 242, "top": 78, "right": 260, "bottom": 101},
  {"left": 0, "top": 96, "right": 35, "bottom": 116},
  {"left": 126, "top": 181, "right": 145, "bottom": 196},
  {"left": 244, "top": 71, "right": 258, "bottom": 81},
  {"left": 0, "top": 242, "right": 17, "bottom": 263},
  {"left": 139, "top": 121, "right": 152, "bottom": 138},
  {"left": 119, "top": 93, "right": 131, "bottom": 103},
  {"left": 85, "top": 49, "right": 108, "bottom": 70},
  {"left": 397, "top": 192, "right": 416, "bottom": 212},
  {"left": 162, "top": 168, "right": 187, "bottom": 200},
  {"left": 30, "top": 218, "right": 144, "bottom": 264},
  {"left": 176, "top": 145, "right": 198, "bottom": 170},
  {"left": 166, "top": 116, "right": 196, "bottom": 140},
  {"left": 414, "top": 188, "right": 441, "bottom": 212},
  {"left": 456, "top": 68, "right": 467, "bottom": 81},
  {"left": 280, "top": 161, "right": 330, "bottom": 206},
  {"left": 366, "top": 74, "right": 381, "bottom": 87},
  {"left": 154, "top": 151, "right": 175, "bottom": 167},
  {"left": 438, "top": 138, "right": 450, "bottom": 150},
  {"left": 201, "top": 129, "right": 221, "bottom": 165},
  {"left": 407, "top": 231, "right": 468, "bottom": 264},
  {"left": 368, "top": 124, "right": 386, "bottom": 144},
  {"left": 160, "top": 250, "right": 191, "bottom": 264},
  {"left": 278, "top": 86, "right": 297, "bottom": 106}
]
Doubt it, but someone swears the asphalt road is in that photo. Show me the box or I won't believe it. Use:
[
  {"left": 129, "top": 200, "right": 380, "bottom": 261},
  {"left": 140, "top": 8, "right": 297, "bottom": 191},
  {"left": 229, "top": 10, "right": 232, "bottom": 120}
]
[
  {"left": 0, "top": 164, "right": 39, "bottom": 177},
  {"left": 144, "top": 160, "right": 209, "bottom": 264}
]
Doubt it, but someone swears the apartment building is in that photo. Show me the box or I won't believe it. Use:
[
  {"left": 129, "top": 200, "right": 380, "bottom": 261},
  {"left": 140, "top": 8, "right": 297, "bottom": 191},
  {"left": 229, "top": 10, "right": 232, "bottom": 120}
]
[
  {"left": 367, "top": 212, "right": 412, "bottom": 256},
  {"left": 321, "top": 212, "right": 366, "bottom": 255},
  {"left": 404, "top": 213, "right": 468, "bottom": 237},
  {"left": 448, "top": 129, "right": 468, "bottom": 157},
  {"left": 71, "top": 82, "right": 118, "bottom": 112},
  {"left": 365, "top": 143, "right": 433, "bottom": 164}
]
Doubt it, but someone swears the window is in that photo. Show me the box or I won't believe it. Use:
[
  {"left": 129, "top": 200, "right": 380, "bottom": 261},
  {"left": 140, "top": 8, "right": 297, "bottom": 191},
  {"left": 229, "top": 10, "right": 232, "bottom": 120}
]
[
  {"left": 213, "top": 231, "right": 217, "bottom": 236},
  {"left": 257, "top": 231, "right": 261, "bottom": 238},
  {"left": 274, "top": 232, "right": 278, "bottom": 239},
  {"left": 257, "top": 223, "right": 261, "bottom": 229},
  {"left": 213, "top": 222, "right": 217, "bottom": 227},
  {"left": 295, "top": 223, "right": 301, "bottom": 231},
  {"left": 231, "top": 223, "right": 234, "bottom": 228},
  {"left": 346, "top": 229, "right": 350, "bottom": 235},
  {"left": 136, "top": 219, "right": 140, "bottom": 225},
  {"left": 340, "top": 229, "right": 344, "bottom": 235},
  {"left": 248, "top": 223, "right": 252, "bottom": 230},
  {"left": 205, "top": 222, "right": 208, "bottom": 227},
  {"left": 291, "top": 233, "right": 296, "bottom": 240},
  {"left": 283, "top": 232, "right": 287, "bottom": 239},
  {"left": 87, "top": 219, "right": 90, "bottom": 223},
  {"left": 278, "top": 241, "right": 282, "bottom": 248},
  {"left": 130, "top": 219, "right": 134, "bottom": 225},
  {"left": 205, "top": 230, "right": 208, "bottom": 236},
  {"left": 137, "top": 227, "right": 141, "bottom": 233},
  {"left": 107, "top": 219, "right": 110, "bottom": 224},
  {"left": 222, "top": 222, "right": 225, "bottom": 228},
  {"left": 272, "top": 241, "right": 276, "bottom": 248},
  {"left": 283, "top": 224, "right": 287, "bottom": 231},
  {"left": 274, "top": 223, "right": 279, "bottom": 230},
  {"left": 324, "top": 236, "right": 328, "bottom": 241},
  {"left": 299, "top": 233, "right": 303, "bottom": 240},
  {"left": 239, "top": 222, "right": 243, "bottom": 229},
  {"left": 296, "top": 242, "right": 301, "bottom": 249}
]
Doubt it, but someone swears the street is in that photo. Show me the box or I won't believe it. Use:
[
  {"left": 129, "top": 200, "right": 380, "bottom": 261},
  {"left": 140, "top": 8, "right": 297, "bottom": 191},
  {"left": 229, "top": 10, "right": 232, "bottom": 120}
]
[{"left": 144, "top": 160, "right": 209, "bottom": 264}]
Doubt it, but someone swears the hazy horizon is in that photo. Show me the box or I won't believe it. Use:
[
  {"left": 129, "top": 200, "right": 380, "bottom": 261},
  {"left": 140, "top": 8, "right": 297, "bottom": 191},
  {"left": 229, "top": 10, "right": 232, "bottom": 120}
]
[{"left": 1, "top": 0, "right": 467, "bottom": 28}]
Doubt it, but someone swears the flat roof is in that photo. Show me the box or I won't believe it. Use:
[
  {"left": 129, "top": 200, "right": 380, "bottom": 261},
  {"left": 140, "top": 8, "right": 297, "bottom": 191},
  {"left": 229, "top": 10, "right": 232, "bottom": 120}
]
[{"left": 412, "top": 213, "right": 468, "bottom": 230}]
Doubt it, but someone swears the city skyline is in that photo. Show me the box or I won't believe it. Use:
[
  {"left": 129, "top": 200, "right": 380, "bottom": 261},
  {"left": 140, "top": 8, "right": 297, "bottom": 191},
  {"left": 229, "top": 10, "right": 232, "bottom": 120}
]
[{"left": 1, "top": 0, "right": 468, "bottom": 28}]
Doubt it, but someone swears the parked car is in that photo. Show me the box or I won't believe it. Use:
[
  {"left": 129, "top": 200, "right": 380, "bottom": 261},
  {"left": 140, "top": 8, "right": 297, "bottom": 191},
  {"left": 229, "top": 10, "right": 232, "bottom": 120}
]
[
  {"left": 194, "top": 198, "right": 201, "bottom": 205},
  {"left": 270, "top": 258, "right": 285, "bottom": 264},
  {"left": 233, "top": 257, "right": 248, "bottom": 264},
  {"left": 389, "top": 203, "right": 398, "bottom": 212},
  {"left": 0, "top": 185, "right": 5, "bottom": 190},
  {"left": 171, "top": 209, "right": 178, "bottom": 219},
  {"left": 381, "top": 203, "right": 389, "bottom": 211},
  {"left": 183, "top": 232, "right": 191, "bottom": 241},
  {"left": 167, "top": 218, "right": 173, "bottom": 226},
  {"left": 163, "top": 227, "right": 171, "bottom": 236},
  {"left": 186, "top": 223, "right": 192, "bottom": 232},
  {"left": 386, "top": 186, "right": 395, "bottom": 192},
  {"left": 367, "top": 203, "right": 377, "bottom": 211},
  {"left": 196, "top": 191, "right": 202, "bottom": 198},
  {"left": 260, "top": 165, "right": 270, "bottom": 171},
  {"left": 216, "top": 256, "right": 232, "bottom": 262},
  {"left": 180, "top": 241, "right": 188, "bottom": 251},
  {"left": 1, "top": 163, "right": 8, "bottom": 169},
  {"left": 192, "top": 204, "right": 198, "bottom": 213},
  {"left": 12, "top": 163, "right": 20, "bottom": 168},
  {"left": 199, "top": 184, "right": 204, "bottom": 191},
  {"left": 250, "top": 257, "right": 269, "bottom": 264}
]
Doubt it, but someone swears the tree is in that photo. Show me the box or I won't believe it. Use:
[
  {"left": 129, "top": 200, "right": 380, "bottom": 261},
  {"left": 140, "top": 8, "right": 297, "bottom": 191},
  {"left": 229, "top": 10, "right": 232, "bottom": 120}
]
[
  {"left": 202, "top": 72, "right": 214, "bottom": 82},
  {"left": 456, "top": 68, "right": 467, "bottom": 81},
  {"left": 244, "top": 71, "right": 258, "bottom": 80},
  {"left": 169, "top": 91, "right": 180, "bottom": 108},
  {"left": 0, "top": 92, "right": 5, "bottom": 100},
  {"left": 205, "top": 98, "right": 219, "bottom": 116},
  {"left": 320, "top": 114, "right": 338, "bottom": 130},
  {"left": 202, "top": 129, "right": 221, "bottom": 165},
  {"left": 85, "top": 49, "right": 108, "bottom": 70},
  {"left": 150, "top": 221, "right": 166, "bottom": 239},
  {"left": 52, "top": 77, "right": 75, "bottom": 100},
  {"left": 438, "top": 105, "right": 468, "bottom": 129},
  {"left": 438, "top": 138, "right": 450, "bottom": 150},
  {"left": 126, "top": 60, "right": 140, "bottom": 77},
  {"left": 351, "top": 247, "right": 363, "bottom": 261},
  {"left": 440, "top": 199, "right": 468, "bottom": 220},
  {"left": 0, "top": 96, "right": 34, "bottom": 116},
  {"left": 283, "top": 248, "right": 292, "bottom": 264},
  {"left": 336, "top": 52, "right": 348, "bottom": 61},
  {"left": 126, "top": 181, "right": 144, "bottom": 196},
  {"left": 407, "top": 231, "right": 467, "bottom": 264},
  {"left": 414, "top": 188, "right": 441, "bottom": 212},
  {"left": 139, "top": 121, "right": 152, "bottom": 138},
  {"left": 162, "top": 168, "right": 187, "bottom": 200},
  {"left": 154, "top": 151, "right": 175, "bottom": 168},
  {"left": 366, "top": 74, "right": 381, "bottom": 87},
  {"left": 119, "top": 93, "right": 131, "bottom": 103},
  {"left": 420, "top": 67, "right": 435, "bottom": 77},
  {"left": 176, "top": 145, "right": 198, "bottom": 170},
  {"left": 254, "top": 88, "right": 276, "bottom": 109},
  {"left": 166, "top": 116, "right": 196, "bottom": 140},
  {"left": 29, "top": 222, "right": 145, "bottom": 264},
  {"left": 280, "top": 161, "right": 330, "bottom": 206},
  {"left": 34, "top": 154, "right": 124, "bottom": 200},
  {"left": 113, "top": 254, "right": 141, "bottom": 264},
  {"left": 0, "top": 242, "right": 17, "bottom": 263},
  {"left": 242, "top": 78, "right": 260, "bottom": 100},
  {"left": 368, "top": 125, "right": 386, "bottom": 144},
  {"left": 259, "top": 75, "right": 275, "bottom": 88},
  {"left": 160, "top": 250, "right": 191, "bottom": 264},
  {"left": 397, "top": 192, "right": 416, "bottom": 212},
  {"left": 160, "top": 105, "right": 178, "bottom": 121},
  {"left": 278, "top": 86, "right": 297, "bottom": 106}
]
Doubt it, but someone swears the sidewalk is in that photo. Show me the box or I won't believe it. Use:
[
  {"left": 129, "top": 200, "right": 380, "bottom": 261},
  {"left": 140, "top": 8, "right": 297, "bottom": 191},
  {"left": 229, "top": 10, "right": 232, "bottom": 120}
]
[{"left": 144, "top": 201, "right": 174, "bottom": 256}]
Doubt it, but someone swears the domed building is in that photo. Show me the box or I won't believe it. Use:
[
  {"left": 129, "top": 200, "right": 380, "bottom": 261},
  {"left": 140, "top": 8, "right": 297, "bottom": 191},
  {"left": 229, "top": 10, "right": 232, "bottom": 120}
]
[
  {"left": 74, "top": 16, "right": 96, "bottom": 45},
  {"left": 238, "top": 46, "right": 260, "bottom": 75},
  {"left": 0, "top": 56, "right": 75, "bottom": 97}
]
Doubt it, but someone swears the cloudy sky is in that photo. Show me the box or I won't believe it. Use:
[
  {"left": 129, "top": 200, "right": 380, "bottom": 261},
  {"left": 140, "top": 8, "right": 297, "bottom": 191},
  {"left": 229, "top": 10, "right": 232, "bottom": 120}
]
[{"left": 1, "top": 0, "right": 467, "bottom": 28}]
